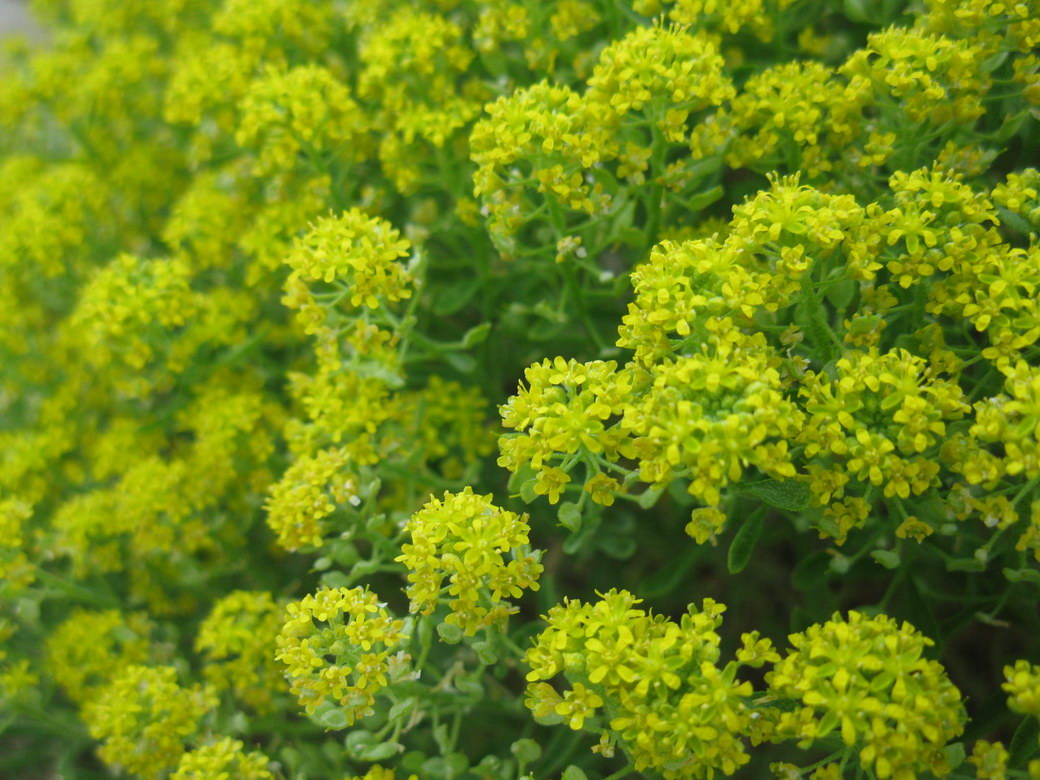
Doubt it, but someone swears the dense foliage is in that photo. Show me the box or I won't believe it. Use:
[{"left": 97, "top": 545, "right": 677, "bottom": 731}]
[{"left": 1, "top": 0, "right": 1039, "bottom": 777}]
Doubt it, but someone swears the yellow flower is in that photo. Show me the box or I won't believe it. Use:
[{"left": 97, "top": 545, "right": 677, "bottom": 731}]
[{"left": 1003, "top": 659, "right": 1040, "bottom": 716}]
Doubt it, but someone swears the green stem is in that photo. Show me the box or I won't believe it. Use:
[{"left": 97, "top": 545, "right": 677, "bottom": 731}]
[{"left": 644, "top": 124, "right": 667, "bottom": 246}]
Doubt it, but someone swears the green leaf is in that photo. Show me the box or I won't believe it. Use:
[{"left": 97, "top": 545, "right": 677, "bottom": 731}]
[
  {"left": 401, "top": 751, "right": 427, "bottom": 772},
  {"left": 942, "top": 741, "right": 966, "bottom": 771},
  {"left": 511, "top": 738, "right": 542, "bottom": 764},
  {"left": 637, "top": 485, "right": 665, "bottom": 509},
  {"left": 345, "top": 729, "right": 378, "bottom": 753},
  {"left": 314, "top": 704, "right": 349, "bottom": 730},
  {"left": 476, "top": 756, "right": 504, "bottom": 772},
  {"left": 682, "top": 154, "right": 724, "bottom": 181},
  {"left": 792, "top": 550, "right": 831, "bottom": 591},
  {"left": 529, "top": 319, "right": 566, "bottom": 341},
  {"left": 472, "top": 641, "right": 499, "bottom": 665},
  {"left": 728, "top": 511, "right": 765, "bottom": 574},
  {"left": 432, "top": 723, "right": 451, "bottom": 755},
  {"left": 1009, "top": 715, "right": 1040, "bottom": 768},
  {"left": 422, "top": 753, "right": 470, "bottom": 779},
  {"left": 562, "top": 524, "right": 595, "bottom": 555},
  {"left": 357, "top": 742, "right": 402, "bottom": 762},
  {"left": 558, "top": 501, "right": 582, "bottom": 532},
  {"left": 686, "top": 185, "right": 724, "bottom": 212},
  {"left": 795, "top": 299, "right": 836, "bottom": 364},
  {"left": 433, "top": 276, "right": 479, "bottom": 315},
  {"left": 437, "top": 622, "right": 464, "bottom": 644},
  {"left": 445, "top": 351, "right": 477, "bottom": 374},
  {"left": 829, "top": 554, "right": 851, "bottom": 575},
  {"left": 455, "top": 678, "right": 484, "bottom": 697},
  {"left": 946, "top": 557, "right": 986, "bottom": 573},
  {"left": 461, "top": 322, "right": 491, "bottom": 348},
  {"left": 519, "top": 477, "right": 539, "bottom": 504},
  {"left": 982, "top": 50, "right": 1010, "bottom": 73},
  {"left": 903, "top": 576, "right": 940, "bottom": 646},
  {"left": 330, "top": 540, "right": 360, "bottom": 566},
  {"left": 531, "top": 710, "right": 564, "bottom": 726},
  {"left": 871, "top": 550, "right": 901, "bottom": 569},
  {"left": 320, "top": 571, "right": 352, "bottom": 589},
  {"left": 825, "top": 278, "right": 857, "bottom": 313},
  {"left": 597, "top": 534, "right": 636, "bottom": 560},
  {"left": 351, "top": 359, "right": 405, "bottom": 388},
  {"left": 997, "top": 206, "right": 1035, "bottom": 237},
  {"left": 643, "top": 543, "right": 700, "bottom": 597},
  {"left": 562, "top": 767, "right": 588, "bottom": 780},
  {"left": 507, "top": 464, "right": 536, "bottom": 494},
  {"left": 446, "top": 753, "right": 470, "bottom": 776},
  {"left": 388, "top": 698, "right": 416, "bottom": 722},
  {"left": 1004, "top": 567, "right": 1040, "bottom": 586},
  {"left": 615, "top": 225, "right": 645, "bottom": 248},
  {"left": 741, "top": 479, "right": 810, "bottom": 512}
]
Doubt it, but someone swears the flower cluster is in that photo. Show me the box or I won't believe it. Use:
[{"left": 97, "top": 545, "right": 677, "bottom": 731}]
[
  {"left": 585, "top": 25, "right": 733, "bottom": 140},
  {"left": 276, "top": 586, "right": 409, "bottom": 723},
  {"left": 765, "top": 611, "right": 967, "bottom": 779},
  {"left": 45, "top": 609, "right": 153, "bottom": 705},
  {"left": 66, "top": 253, "right": 197, "bottom": 375},
  {"left": 195, "top": 590, "right": 286, "bottom": 713},
  {"left": 236, "top": 65, "right": 369, "bottom": 175},
  {"left": 471, "top": 81, "right": 613, "bottom": 243},
  {"left": 284, "top": 209, "right": 413, "bottom": 312},
  {"left": 264, "top": 447, "right": 359, "bottom": 551},
  {"left": 799, "top": 349, "right": 968, "bottom": 527},
  {"left": 0, "top": 496, "right": 33, "bottom": 592},
  {"left": 633, "top": 0, "right": 798, "bottom": 41},
  {"left": 397, "top": 488, "right": 542, "bottom": 635},
  {"left": 1003, "top": 659, "right": 1040, "bottom": 717},
  {"left": 171, "top": 737, "right": 273, "bottom": 780},
  {"left": 524, "top": 589, "right": 756, "bottom": 778},
  {"left": 498, "top": 359, "right": 635, "bottom": 504},
  {"left": 84, "top": 665, "right": 217, "bottom": 779},
  {"left": 625, "top": 335, "right": 801, "bottom": 507}
]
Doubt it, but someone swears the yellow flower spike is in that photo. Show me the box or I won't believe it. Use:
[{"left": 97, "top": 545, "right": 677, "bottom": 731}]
[
  {"left": 213, "top": 0, "right": 336, "bottom": 58},
  {"left": 499, "top": 357, "right": 637, "bottom": 506},
  {"left": 66, "top": 253, "right": 198, "bottom": 375},
  {"left": 800, "top": 348, "right": 968, "bottom": 529},
  {"left": 969, "top": 739, "right": 1009, "bottom": 780},
  {"left": 0, "top": 496, "right": 33, "bottom": 591}
]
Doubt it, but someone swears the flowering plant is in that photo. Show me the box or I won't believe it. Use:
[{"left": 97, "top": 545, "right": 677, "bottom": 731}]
[{"left": 1, "top": 0, "right": 1039, "bottom": 777}]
